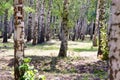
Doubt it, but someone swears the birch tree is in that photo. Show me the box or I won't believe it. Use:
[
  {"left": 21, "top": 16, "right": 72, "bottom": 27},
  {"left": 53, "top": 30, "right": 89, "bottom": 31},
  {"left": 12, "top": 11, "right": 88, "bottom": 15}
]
[
  {"left": 58, "top": 0, "right": 69, "bottom": 57},
  {"left": 108, "top": 0, "right": 120, "bottom": 79},
  {"left": 14, "top": 0, "right": 25, "bottom": 79}
]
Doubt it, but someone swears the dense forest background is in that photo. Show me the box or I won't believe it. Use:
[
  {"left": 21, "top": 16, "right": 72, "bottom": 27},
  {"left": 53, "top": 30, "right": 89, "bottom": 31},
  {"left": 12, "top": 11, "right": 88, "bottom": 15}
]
[{"left": 0, "top": 0, "right": 120, "bottom": 80}]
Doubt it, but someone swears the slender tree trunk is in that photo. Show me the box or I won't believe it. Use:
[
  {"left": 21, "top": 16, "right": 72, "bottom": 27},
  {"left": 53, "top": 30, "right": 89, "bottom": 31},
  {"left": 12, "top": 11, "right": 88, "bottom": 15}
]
[
  {"left": 14, "top": 0, "right": 25, "bottom": 79},
  {"left": 76, "top": 19, "right": 81, "bottom": 40},
  {"left": 72, "top": 19, "right": 80, "bottom": 41},
  {"left": 38, "top": 0, "right": 45, "bottom": 44},
  {"left": 58, "top": 0, "right": 69, "bottom": 57},
  {"left": 3, "top": 9, "right": 8, "bottom": 43},
  {"left": 87, "top": 20, "right": 95, "bottom": 40},
  {"left": 27, "top": 0, "right": 33, "bottom": 42},
  {"left": 0, "top": 16, "right": 3, "bottom": 38},
  {"left": 8, "top": 17, "right": 13, "bottom": 39},
  {"left": 93, "top": 0, "right": 100, "bottom": 46},
  {"left": 97, "top": 0, "right": 105, "bottom": 58},
  {"left": 46, "top": 0, "right": 52, "bottom": 41},
  {"left": 0, "top": 16, "right": 1, "bottom": 31},
  {"left": 80, "top": 17, "right": 87, "bottom": 41},
  {"left": 108, "top": 0, "right": 120, "bottom": 79},
  {"left": 32, "top": 0, "right": 39, "bottom": 45},
  {"left": 72, "top": 27, "right": 76, "bottom": 41}
]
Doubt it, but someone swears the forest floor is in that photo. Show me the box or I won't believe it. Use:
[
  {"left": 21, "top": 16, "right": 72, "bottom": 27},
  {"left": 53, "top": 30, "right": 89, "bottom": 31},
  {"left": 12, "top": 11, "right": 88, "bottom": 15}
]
[{"left": 0, "top": 39, "right": 108, "bottom": 80}]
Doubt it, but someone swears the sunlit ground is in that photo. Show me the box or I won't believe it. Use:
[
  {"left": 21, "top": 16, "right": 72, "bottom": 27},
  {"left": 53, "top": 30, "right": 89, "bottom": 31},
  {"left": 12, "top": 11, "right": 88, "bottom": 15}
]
[{"left": 0, "top": 38, "right": 108, "bottom": 80}]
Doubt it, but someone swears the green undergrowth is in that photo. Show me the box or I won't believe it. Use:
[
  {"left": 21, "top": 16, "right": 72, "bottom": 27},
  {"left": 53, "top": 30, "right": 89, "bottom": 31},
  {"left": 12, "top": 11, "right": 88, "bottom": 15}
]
[
  {"left": 72, "top": 47, "right": 98, "bottom": 52},
  {"left": 19, "top": 57, "right": 46, "bottom": 80},
  {"left": 93, "top": 69, "right": 107, "bottom": 79},
  {"left": 0, "top": 39, "right": 98, "bottom": 52},
  {"left": 0, "top": 42, "right": 13, "bottom": 49}
]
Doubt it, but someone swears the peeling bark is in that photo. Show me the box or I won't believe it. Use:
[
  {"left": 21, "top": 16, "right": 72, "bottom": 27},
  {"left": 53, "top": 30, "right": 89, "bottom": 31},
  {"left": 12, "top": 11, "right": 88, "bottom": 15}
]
[
  {"left": 14, "top": 0, "right": 25, "bottom": 79},
  {"left": 108, "top": 0, "right": 120, "bottom": 80}
]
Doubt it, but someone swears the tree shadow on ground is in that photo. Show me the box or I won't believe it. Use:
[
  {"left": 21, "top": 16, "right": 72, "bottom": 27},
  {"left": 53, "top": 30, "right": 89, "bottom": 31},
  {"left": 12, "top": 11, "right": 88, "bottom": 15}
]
[
  {"left": 27, "top": 41, "right": 56, "bottom": 47},
  {"left": 8, "top": 56, "right": 60, "bottom": 73},
  {"left": 74, "top": 60, "right": 108, "bottom": 79},
  {"left": 27, "top": 56, "right": 60, "bottom": 73},
  {"left": 8, "top": 56, "right": 108, "bottom": 79}
]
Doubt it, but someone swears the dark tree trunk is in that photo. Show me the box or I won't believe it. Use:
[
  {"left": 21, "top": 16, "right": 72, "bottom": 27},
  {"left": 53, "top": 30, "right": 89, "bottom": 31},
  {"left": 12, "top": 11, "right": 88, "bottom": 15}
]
[
  {"left": 27, "top": 12, "right": 32, "bottom": 42},
  {"left": 72, "top": 27, "right": 76, "bottom": 41},
  {"left": 87, "top": 21, "right": 95, "bottom": 40},
  {"left": 38, "top": 0, "right": 45, "bottom": 44},
  {"left": 0, "top": 16, "right": 3, "bottom": 38},
  {"left": 8, "top": 17, "right": 13, "bottom": 39},
  {"left": 32, "top": 0, "right": 39, "bottom": 45},
  {"left": 3, "top": 9, "right": 8, "bottom": 43},
  {"left": 27, "top": 0, "right": 33, "bottom": 42},
  {"left": 46, "top": 0, "right": 52, "bottom": 41}
]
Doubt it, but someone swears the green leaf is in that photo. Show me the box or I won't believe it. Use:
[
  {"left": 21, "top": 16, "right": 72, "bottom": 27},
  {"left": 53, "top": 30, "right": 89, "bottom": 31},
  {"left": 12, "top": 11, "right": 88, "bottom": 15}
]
[
  {"left": 38, "top": 75, "right": 46, "bottom": 80},
  {"left": 24, "top": 6, "right": 35, "bottom": 13},
  {"left": 23, "top": 58, "right": 31, "bottom": 63}
]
